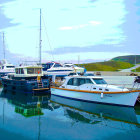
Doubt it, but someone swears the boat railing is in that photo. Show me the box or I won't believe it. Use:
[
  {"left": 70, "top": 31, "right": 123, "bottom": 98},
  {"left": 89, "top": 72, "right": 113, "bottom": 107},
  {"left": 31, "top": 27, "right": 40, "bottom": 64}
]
[{"left": 110, "top": 83, "right": 140, "bottom": 91}]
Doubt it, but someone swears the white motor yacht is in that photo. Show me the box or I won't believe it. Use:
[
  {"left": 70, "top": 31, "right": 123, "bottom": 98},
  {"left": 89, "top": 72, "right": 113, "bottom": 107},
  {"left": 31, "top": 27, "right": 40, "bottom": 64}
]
[
  {"left": 51, "top": 75, "right": 140, "bottom": 107},
  {"left": 0, "top": 59, "right": 15, "bottom": 80},
  {"left": 63, "top": 63, "right": 85, "bottom": 74},
  {"left": 42, "top": 62, "right": 74, "bottom": 77}
]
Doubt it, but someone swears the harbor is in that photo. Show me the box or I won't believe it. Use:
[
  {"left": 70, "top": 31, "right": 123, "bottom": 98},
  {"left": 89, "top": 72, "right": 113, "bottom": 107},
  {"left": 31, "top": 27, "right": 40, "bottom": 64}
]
[
  {"left": 0, "top": 84, "right": 140, "bottom": 140},
  {"left": 0, "top": 55, "right": 140, "bottom": 139},
  {"left": 1, "top": 0, "right": 140, "bottom": 139}
]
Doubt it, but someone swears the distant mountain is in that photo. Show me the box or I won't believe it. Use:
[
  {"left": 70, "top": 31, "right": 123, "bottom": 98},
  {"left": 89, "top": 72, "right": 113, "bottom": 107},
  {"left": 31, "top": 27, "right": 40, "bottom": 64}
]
[{"left": 111, "top": 55, "right": 140, "bottom": 64}]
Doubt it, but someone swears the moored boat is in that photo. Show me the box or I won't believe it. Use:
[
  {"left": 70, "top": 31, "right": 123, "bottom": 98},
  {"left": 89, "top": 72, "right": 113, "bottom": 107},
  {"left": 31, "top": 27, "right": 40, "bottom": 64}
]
[
  {"left": 51, "top": 75, "right": 140, "bottom": 107},
  {"left": 63, "top": 63, "right": 85, "bottom": 74},
  {"left": 0, "top": 59, "right": 15, "bottom": 80},
  {"left": 42, "top": 61, "right": 74, "bottom": 77},
  {"left": 2, "top": 65, "right": 50, "bottom": 94}
]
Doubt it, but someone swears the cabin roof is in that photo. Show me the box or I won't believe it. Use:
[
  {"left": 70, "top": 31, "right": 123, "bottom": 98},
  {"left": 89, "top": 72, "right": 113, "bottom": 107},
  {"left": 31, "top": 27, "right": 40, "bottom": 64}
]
[{"left": 16, "top": 65, "right": 42, "bottom": 69}]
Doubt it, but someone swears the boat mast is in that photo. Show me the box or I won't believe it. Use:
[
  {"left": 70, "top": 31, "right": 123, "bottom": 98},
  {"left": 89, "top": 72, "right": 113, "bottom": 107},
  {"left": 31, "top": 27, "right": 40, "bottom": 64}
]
[
  {"left": 39, "top": 9, "right": 42, "bottom": 64},
  {"left": 2, "top": 32, "right": 6, "bottom": 59}
]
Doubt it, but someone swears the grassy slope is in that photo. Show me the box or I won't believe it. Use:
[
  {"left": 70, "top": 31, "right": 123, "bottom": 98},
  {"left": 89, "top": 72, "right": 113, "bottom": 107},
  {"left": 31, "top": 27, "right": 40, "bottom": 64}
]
[
  {"left": 131, "top": 67, "right": 140, "bottom": 72},
  {"left": 78, "top": 61, "right": 133, "bottom": 71},
  {"left": 112, "top": 55, "right": 140, "bottom": 64}
]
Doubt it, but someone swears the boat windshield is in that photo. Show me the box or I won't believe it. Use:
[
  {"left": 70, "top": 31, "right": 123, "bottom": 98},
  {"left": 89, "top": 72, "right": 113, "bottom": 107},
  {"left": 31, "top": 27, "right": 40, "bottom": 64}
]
[
  {"left": 64, "top": 65, "right": 72, "bottom": 67},
  {"left": 42, "top": 63, "right": 53, "bottom": 70},
  {"left": 53, "top": 63, "right": 63, "bottom": 67},
  {"left": 93, "top": 78, "right": 107, "bottom": 84}
]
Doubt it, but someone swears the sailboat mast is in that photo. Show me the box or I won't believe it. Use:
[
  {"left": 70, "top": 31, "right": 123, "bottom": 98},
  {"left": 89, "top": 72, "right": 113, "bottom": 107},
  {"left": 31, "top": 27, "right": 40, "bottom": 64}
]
[
  {"left": 2, "top": 32, "right": 5, "bottom": 59},
  {"left": 39, "top": 9, "right": 42, "bottom": 64}
]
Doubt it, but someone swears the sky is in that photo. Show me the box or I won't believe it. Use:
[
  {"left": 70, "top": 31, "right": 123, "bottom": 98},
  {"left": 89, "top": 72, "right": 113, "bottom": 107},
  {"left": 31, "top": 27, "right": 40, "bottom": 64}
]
[{"left": 0, "top": 0, "right": 140, "bottom": 64}]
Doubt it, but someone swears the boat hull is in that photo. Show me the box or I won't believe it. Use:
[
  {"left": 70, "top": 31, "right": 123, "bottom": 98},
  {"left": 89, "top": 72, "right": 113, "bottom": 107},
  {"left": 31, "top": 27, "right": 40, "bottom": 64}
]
[
  {"left": 51, "top": 87, "right": 140, "bottom": 107},
  {"left": 2, "top": 78, "right": 50, "bottom": 94},
  {"left": 44, "top": 70, "right": 73, "bottom": 77}
]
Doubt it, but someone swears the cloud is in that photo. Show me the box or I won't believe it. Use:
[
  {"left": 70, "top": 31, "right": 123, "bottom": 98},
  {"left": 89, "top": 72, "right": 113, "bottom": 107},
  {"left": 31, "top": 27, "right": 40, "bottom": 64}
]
[
  {"left": 59, "top": 26, "right": 74, "bottom": 30},
  {"left": 44, "top": 43, "right": 127, "bottom": 55},
  {"left": 0, "top": 6, "right": 18, "bottom": 29},
  {"left": 58, "top": 21, "right": 101, "bottom": 30},
  {"left": 59, "top": 24, "right": 88, "bottom": 30},
  {"left": 89, "top": 21, "right": 101, "bottom": 25}
]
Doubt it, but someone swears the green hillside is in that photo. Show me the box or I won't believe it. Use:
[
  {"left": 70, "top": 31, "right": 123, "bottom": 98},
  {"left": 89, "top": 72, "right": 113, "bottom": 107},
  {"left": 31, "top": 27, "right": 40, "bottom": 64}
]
[
  {"left": 131, "top": 67, "right": 140, "bottom": 72},
  {"left": 78, "top": 61, "right": 133, "bottom": 71},
  {"left": 111, "top": 55, "right": 140, "bottom": 64}
]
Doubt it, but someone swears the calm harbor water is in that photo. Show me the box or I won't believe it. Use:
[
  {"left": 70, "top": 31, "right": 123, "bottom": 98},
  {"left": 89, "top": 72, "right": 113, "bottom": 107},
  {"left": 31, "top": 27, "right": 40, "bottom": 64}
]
[{"left": 0, "top": 85, "right": 140, "bottom": 140}]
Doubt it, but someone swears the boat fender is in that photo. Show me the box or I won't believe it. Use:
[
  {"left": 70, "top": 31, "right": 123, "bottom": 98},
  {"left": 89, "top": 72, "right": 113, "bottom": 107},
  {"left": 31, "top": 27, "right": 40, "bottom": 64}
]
[{"left": 101, "top": 93, "right": 103, "bottom": 98}]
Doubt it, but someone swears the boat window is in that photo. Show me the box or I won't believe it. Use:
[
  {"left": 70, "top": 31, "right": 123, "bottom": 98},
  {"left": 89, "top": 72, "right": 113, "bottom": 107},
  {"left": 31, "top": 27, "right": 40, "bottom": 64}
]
[
  {"left": 67, "top": 78, "right": 79, "bottom": 86},
  {"left": 68, "top": 72, "right": 77, "bottom": 76},
  {"left": 34, "top": 68, "right": 42, "bottom": 74},
  {"left": 27, "top": 68, "right": 42, "bottom": 74},
  {"left": 64, "top": 65, "right": 71, "bottom": 67},
  {"left": 20, "top": 68, "right": 24, "bottom": 74},
  {"left": 53, "top": 63, "right": 62, "bottom": 67},
  {"left": 79, "top": 78, "right": 85, "bottom": 85},
  {"left": 2, "top": 66, "right": 4, "bottom": 69},
  {"left": 15, "top": 68, "right": 24, "bottom": 74},
  {"left": 73, "top": 78, "right": 78, "bottom": 86},
  {"left": 85, "top": 78, "right": 93, "bottom": 84},
  {"left": 6, "top": 66, "right": 15, "bottom": 68},
  {"left": 27, "top": 68, "right": 34, "bottom": 74},
  {"left": 93, "top": 78, "right": 107, "bottom": 84},
  {"left": 78, "top": 78, "right": 93, "bottom": 86},
  {"left": 15, "top": 68, "right": 18, "bottom": 74},
  {"left": 67, "top": 78, "right": 73, "bottom": 85}
]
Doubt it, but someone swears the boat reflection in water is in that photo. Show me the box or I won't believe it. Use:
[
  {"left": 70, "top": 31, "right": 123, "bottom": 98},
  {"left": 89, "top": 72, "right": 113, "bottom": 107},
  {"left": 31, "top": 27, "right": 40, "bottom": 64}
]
[
  {"left": 0, "top": 90, "right": 51, "bottom": 117},
  {"left": 0, "top": 89, "right": 140, "bottom": 139},
  {"left": 51, "top": 95, "right": 140, "bottom": 126}
]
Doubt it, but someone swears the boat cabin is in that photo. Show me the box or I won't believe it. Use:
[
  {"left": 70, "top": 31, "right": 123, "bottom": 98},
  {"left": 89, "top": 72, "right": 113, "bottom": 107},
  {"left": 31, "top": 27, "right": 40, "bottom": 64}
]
[
  {"left": 7, "top": 65, "right": 44, "bottom": 80},
  {"left": 0, "top": 59, "right": 15, "bottom": 70},
  {"left": 65, "top": 76, "right": 107, "bottom": 86},
  {"left": 63, "top": 63, "right": 85, "bottom": 74},
  {"left": 15, "top": 66, "right": 42, "bottom": 75},
  {"left": 60, "top": 76, "right": 128, "bottom": 92}
]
